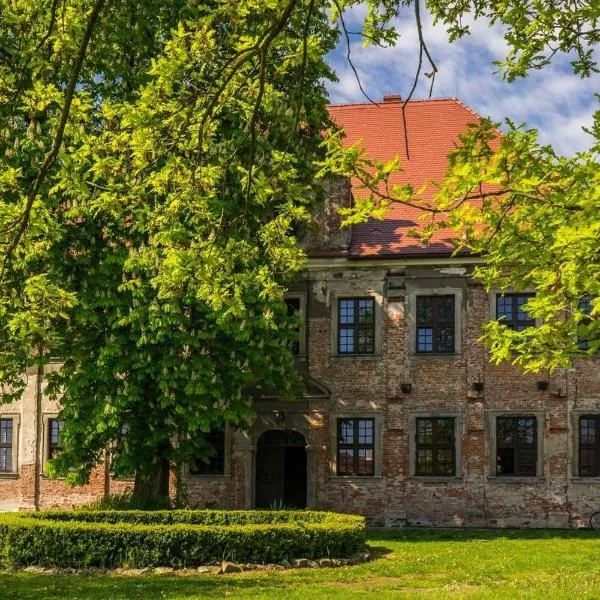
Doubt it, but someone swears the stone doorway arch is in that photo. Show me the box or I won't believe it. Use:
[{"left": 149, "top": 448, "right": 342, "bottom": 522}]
[{"left": 255, "top": 430, "right": 307, "bottom": 509}]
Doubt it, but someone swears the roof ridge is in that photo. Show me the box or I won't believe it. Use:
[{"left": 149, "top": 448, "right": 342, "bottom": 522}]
[{"left": 328, "top": 97, "right": 467, "bottom": 109}]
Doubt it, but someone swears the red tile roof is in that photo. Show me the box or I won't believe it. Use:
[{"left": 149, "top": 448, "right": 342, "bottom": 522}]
[{"left": 328, "top": 97, "right": 482, "bottom": 258}]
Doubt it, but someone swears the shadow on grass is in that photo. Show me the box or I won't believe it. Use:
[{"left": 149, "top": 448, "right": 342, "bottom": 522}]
[{"left": 367, "top": 526, "right": 600, "bottom": 543}]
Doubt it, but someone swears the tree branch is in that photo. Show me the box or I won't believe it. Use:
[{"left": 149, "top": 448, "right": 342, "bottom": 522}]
[{"left": 0, "top": 0, "right": 107, "bottom": 281}]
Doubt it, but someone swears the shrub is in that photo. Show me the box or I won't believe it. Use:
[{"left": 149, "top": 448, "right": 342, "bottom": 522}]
[{"left": 0, "top": 510, "right": 365, "bottom": 568}]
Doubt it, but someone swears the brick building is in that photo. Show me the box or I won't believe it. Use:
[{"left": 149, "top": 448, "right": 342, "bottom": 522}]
[{"left": 1, "top": 96, "right": 599, "bottom": 527}]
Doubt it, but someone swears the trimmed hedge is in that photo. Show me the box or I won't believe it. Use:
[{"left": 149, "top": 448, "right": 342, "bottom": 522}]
[{"left": 0, "top": 510, "right": 365, "bottom": 568}]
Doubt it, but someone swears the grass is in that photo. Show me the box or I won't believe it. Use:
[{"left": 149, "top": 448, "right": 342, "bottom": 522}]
[{"left": 4, "top": 528, "right": 600, "bottom": 599}]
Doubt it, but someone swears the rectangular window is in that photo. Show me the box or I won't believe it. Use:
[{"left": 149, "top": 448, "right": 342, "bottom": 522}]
[
  {"left": 496, "top": 416, "right": 537, "bottom": 476},
  {"left": 0, "top": 419, "right": 13, "bottom": 473},
  {"left": 337, "top": 418, "right": 375, "bottom": 476},
  {"left": 496, "top": 294, "right": 535, "bottom": 331},
  {"left": 416, "top": 295, "right": 455, "bottom": 353},
  {"left": 285, "top": 297, "right": 301, "bottom": 355},
  {"left": 415, "top": 417, "right": 456, "bottom": 476},
  {"left": 189, "top": 430, "right": 225, "bottom": 476},
  {"left": 338, "top": 298, "right": 375, "bottom": 354},
  {"left": 578, "top": 296, "right": 593, "bottom": 351},
  {"left": 579, "top": 416, "right": 600, "bottom": 477},
  {"left": 48, "top": 419, "right": 65, "bottom": 461}
]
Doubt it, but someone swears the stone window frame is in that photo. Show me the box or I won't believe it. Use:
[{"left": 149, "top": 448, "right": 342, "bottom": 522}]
[
  {"left": 486, "top": 409, "right": 545, "bottom": 481},
  {"left": 406, "top": 288, "right": 463, "bottom": 356},
  {"left": 329, "top": 412, "right": 384, "bottom": 478},
  {"left": 330, "top": 291, "right": 382, "bottom": 358},
  {"left": 284, "top": 292, "right": 307, "bottom": 357},
  {"left": 0, "top": 413, "right": 20, "bottom": 478},
  {"left": 408, "top": 411, "right": 463, "bottom": 481},
  {"left": 183, "top": 425, "right": 232, "bottom": 479},
  {"left": 570, "top": 407, "right": 600, "bottom": 483}
]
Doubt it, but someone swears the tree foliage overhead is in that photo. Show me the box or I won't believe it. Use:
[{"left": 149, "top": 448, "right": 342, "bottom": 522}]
[{"left": 0, "top": 0, "right": 598, "bottom": 492}]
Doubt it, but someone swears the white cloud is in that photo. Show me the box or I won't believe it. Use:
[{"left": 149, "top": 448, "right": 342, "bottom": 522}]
[{"left": 326, "top": 6, "right": 599, "bottom": 155}]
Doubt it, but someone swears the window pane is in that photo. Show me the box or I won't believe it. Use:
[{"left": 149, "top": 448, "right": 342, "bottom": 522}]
[
  {"left": 285, "top": 298, "right": 300, "bottom": 316},
  {"left": 339, "top": 300, "right": 355, "bottom": 325},
  {"left": 436, "top": 419, "right": 454, "bottom": 445},
  {"left": 497, "top": 296, "right": 513, "bottom": 322},
  {"left": 437, "top": 449, "right": 454, "bottom": 475},
  {"left": 358, "top": 299, "right": 374, "bottom": 325},
  {"left": 497, "top": 447, "right": 515, "bottom": 475},
  {"left": 497, "top": 418, "right": 515, "bottom": 446},
  {"left": 417, "top": 327, "right": 433, "bottom": 352},
  {"left": 339, "top": 328, "right": 354, "bottom": 353},
  {"left": 417, "top": 419, "right": 433, "bottom": 444},
  {"left": 358, "top": 448, "right": 373, "bottom": 475},
  {"left": 517, "top": 448, "right": 537, "bottom": 476},
  {"left": 416, "top": 296, "right": 455, "bottom": 353},
  {"left": 416, "top": 418, "right": 455, "bottom": 476},
  {"left": 0, "top": 447, "right": 11, "bottom": 472},
  {"left": 358, "top": 331, "right": 374, "bottom": 353},
  {"left": 337, "top": 418, "right": 375, "bottom": 476},
  {"left": 50, "top": 420, "right": 64, "bottom": 445},
  {"left": 517, "top": 418, "right": 535, "bottom": 445},
  {"left": 358, "top": 419, "right": 373, "bottom": 445},
  {"left": 516, "top": 295, "right": 531, "bottom": 321},
  {"left": 416, "top": 297, "right": 433, "bottom": 324},
  {"left": 338, "top": 298, "right": 375, "bottom": 355},
  {"left": 437, "top": 327, "right": 454, "bottom": 353},
  {"left": 580, "top": 417, "right": 600, "bottom": 477},
  {"left": 497, "top": 416, "right": 537, "bottom": 476},
  {"left": 0, "top": 419, "right": 12, "bottom": 444},
  {"left": 339, "top": 420, "right": 354, "bottom": 445},
  {"left": 581, "top": 418, "right": 597, "bottom": 445},
  {"left": 438, "top": 296, "right": 455, "bottom": 323},
  {"left": 338, "top": 449, "right": 354, "bottom": 475},
  {"left": 580, "top": 448, "right": 596, "bottom": 477},
  {"left": 417, "top": 449, "right": 433, "bottom": 473}
]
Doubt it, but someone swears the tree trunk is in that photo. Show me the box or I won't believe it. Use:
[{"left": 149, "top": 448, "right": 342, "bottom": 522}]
[{"left": 132, "top": 456, "right": 171, "bottom": 507}]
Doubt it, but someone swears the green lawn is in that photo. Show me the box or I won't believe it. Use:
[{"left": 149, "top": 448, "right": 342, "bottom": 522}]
[{"left": 4, "top": 528, "right": 600, "bottom": 599}]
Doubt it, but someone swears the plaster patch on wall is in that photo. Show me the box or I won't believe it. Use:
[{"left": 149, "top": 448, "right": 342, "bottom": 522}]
[{"left": 435, "top": 267, "right": 467, "bottom": 276}]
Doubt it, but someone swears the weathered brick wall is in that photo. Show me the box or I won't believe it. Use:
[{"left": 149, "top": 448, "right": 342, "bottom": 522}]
[
  {"left": 3, "top": 261, "right": 600, "bottom": 528},
  {"left": 301, "top": 265, "right": 600, "bottom": 527}
]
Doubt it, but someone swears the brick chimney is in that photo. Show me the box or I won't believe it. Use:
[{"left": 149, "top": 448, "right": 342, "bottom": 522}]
[{"left": 383, "top": 94, "right": 402, "bottom": 103}]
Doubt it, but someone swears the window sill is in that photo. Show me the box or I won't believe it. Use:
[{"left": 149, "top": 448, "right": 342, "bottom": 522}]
[
  {"left": 487, "top": 476, "right": 546, "bottom": 484},
  {"left": 0, "top": 472, "right": 19, "bottom": 480},
  {"left": 331, "top": 354, "right": 382, "bottom": 361},
  {"left": 409, "top": 476, "right": 463, "bottom": 483},
  {"left": 571, "top": 477, "right": 600, "bottom": 485},
  {"left": 409, "top": 353, "right": 462, "bottom": 360},
  {"left": 329, "top": 475, "right": 383, "bottom": 483}
]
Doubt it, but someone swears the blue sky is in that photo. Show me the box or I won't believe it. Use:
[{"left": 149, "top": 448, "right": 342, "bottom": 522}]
[{"left": 325, "top": 6, "right": 599, "bottom": 156}]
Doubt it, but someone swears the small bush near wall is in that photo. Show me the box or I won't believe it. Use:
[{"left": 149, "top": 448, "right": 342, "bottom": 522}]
[{"left": 0, "top": 510, "right": 365, "bottom": 568}]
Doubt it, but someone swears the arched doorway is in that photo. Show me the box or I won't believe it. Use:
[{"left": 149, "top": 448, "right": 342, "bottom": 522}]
[{"left": 255, "top": 430, "right": 307, "bottom": 509}]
